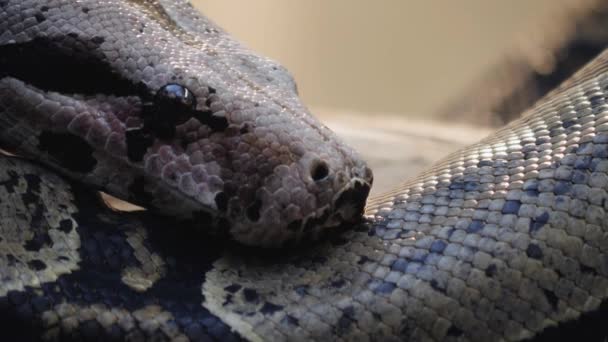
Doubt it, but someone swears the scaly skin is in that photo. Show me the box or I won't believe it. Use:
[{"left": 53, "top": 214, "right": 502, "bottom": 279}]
[
  {"left": 0, "top": 0, "right": 372, "bottom": 247},
  {"left": 2, "top": 1, "right": 608, "bottom": 342}
]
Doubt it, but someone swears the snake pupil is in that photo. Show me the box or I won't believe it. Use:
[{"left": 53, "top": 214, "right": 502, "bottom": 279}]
[{"left": 143, "top": 84, "right": 198, "bottom": 139}]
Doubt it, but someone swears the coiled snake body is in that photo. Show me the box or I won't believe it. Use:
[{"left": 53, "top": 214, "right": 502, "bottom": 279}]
[{"left": 2, "top": 1, "right": 608, "bottom": 341}]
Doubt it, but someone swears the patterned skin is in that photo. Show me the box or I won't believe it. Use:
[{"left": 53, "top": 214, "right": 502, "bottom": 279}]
[
  {"left": 3, "top": 1, "right": 608, "bottom": 342},
  {"left": 0, "top": 0, "right": 373, "bottom": 247}
]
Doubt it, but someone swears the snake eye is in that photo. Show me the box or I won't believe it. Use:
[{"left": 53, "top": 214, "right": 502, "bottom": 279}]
[
  {"left": 144, "top": 84, "right": 198, "bottom": 139},
  {"left": 154, "top": 84, "right": 197, "bottom": 125}
]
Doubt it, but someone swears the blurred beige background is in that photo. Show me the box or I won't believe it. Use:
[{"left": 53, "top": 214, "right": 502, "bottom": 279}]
[
  {"left": 193, "top": 0, "right": 583, "bottom": 118},
  {"left": 189, "top": 1, "right": 592, "bottom": 195}
]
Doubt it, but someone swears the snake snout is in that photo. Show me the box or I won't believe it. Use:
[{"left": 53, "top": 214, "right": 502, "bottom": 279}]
[{"left": 333, "top": 178, "right": 371, "bottom": 223}]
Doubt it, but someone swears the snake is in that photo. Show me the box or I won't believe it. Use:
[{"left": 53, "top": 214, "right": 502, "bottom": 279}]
[{"left": 1, "top": 0, "right": 608, "bottom": 341}]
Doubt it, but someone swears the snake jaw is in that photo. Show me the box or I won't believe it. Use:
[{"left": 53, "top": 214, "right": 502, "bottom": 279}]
[
  {"left": 223, "top": 154, "right": 373, "bottom": 247},
  {"left": 332, "top": 178, "right": 372, "bottom": 223}
]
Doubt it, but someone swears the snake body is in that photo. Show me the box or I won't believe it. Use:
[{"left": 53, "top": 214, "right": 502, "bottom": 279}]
[{"left": 2, "top": 1, "right": 608, "bottom": 341}]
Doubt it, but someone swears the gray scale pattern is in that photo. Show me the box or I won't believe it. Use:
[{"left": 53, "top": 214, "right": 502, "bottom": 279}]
[{"left": 1, "top": 0, "right": 608, "bottom": 341}]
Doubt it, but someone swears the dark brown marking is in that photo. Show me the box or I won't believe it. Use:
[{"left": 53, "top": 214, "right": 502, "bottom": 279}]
[
  {"left": 214, "top": 192, "right": 228, "bottom": 212},
  {"left": 38, "top": 131, "right": 97, "bottom": 173},
  {"left": 128, "top": 176, "right": 153, "bottom": 205},
  {"left": 242, "top": 288, "right": 259, "bottom": 303},
  {"left": 260, "top": 302, "right": 284, "bottom": 315},
  {"left": 58, "top": 219, "right": 74, "bottom": 233},
  {"left": 27, "top": 259, "right": 47, "bottom": 271},
  {"left": 125, "top": 128, "right": 154, "bottom": 162},
  {"left": 246, "top": 200, "right": 262, "bottom": 222}
]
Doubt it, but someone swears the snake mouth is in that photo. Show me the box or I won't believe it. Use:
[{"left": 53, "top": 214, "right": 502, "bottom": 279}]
[
  {"left": 290, "top": 177, "right": 371, "bottom": 242},
  {"left": 331, "top": 178, "right": 371, "bottom": 224}
]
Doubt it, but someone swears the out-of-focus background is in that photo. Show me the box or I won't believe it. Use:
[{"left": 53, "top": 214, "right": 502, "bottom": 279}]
[{"left": 192, "top": 0, "right": 608, "bottom": 195}]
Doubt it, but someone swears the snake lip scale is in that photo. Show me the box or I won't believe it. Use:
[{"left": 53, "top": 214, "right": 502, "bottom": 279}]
[{"left": 2, "top": 0, "right": 608, "bottom": 341}]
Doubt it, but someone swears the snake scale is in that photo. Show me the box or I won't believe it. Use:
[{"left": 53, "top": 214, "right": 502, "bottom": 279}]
[{"left": 2, "top": 0, "right": 608, "bottom": 341}]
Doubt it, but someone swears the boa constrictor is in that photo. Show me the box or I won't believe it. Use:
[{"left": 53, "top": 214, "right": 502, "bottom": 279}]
[{"left": 2, "top": 1, "right": 608, "bottom": 341}]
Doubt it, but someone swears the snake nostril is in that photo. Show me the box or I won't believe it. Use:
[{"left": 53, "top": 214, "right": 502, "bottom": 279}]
[{"left": 310, "top": 160, "right": 330, "bottom": 182}]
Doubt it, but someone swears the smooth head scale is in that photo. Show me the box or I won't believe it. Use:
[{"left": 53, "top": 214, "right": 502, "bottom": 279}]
[{"left": 0, "top": 0, "right": 373, "bottom": 246}]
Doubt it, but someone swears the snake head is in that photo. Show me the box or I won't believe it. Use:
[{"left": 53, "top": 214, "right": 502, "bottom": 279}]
[{"left": 0, "top": 0, "right": 373, "bottom": 246}]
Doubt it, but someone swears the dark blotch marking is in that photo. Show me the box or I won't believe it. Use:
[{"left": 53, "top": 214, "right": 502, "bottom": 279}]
[
  {"left": 6, "top": 254, "right": 17, "bottom": 266},
  {"left": 224, "top": 284, "right": 241, "bottom": 293},
  {"left": 246, "top": 200, "right": 262, "bottom": 222},
  {"left": 82, "top": 7, "right": 90, "bottom": 13},
  {"left": 214, "top": 192, "right": 228, "bottom": 212},
  {"left": 242, "top": 288, "right": 259, "bottom": 303},
  {"left": 282, "top": 315, "right": 299, "bottom": 326},
  {"left": 485, "top": 264, "right": 498, "bottom": 277},
  {"left": 331, "top": 279, "right": 346, "bottom": 288},
  {"left": 193, "top": 110, "right": 229, "bottom": 132},
  {"left": 128, "top": 176, "right": 153, "bottom": 205},
  {"left": 27, "top": 259, "right": 47, "bottom": 271},
  {"left": 358, "top": 255, "right": 371, "bottom": 265},
  {"left": 430, "top": 240, "right": 447, "bottom": 253},
  {"left": 464, "top": 181, "right": 479, "bottom": 191},
  {"left": 467, "top": 220, "right": 484, "bottom": 233},
  {"left": 373, "top": 281, "right": 396, "bottom": 295},
  {"left": 91, "top": 36, "right": 105, "bottom": 45},
  {"left": 0, "top": 170, "right": 20, "bottom": 192},
  {"left": 580, "top": 263, "right": 599, "bottom": 276},
  {"left": 294, "top": 285, "right": 309, "bottom": 296},
  {"left": 449, "top": 180, "right": 464, "bottom": 190},
  {"left": 574, "top": 156, "right": 592, "bottom": 169},
  {"left": 554, "top": 181, "right": 571, "bottom": 195},
  {"left": 526, "top": 189, "right": 540, "bottom": 197},
  {"left": 526, "top": 243, "right": 543, "bottom": 260},
  {"left": 502, "top": 200, "right": 521, "bottom": 215},
  {"left": 342, "top": 306, "right": 356, "bottom": 319},
  {"left": 430, "top": 279, "right": 446, "bottom": 294},
  {"left": 543, "top": 289, "right": 559, "bottom": 310},
  {"left": 412, "top": 252, "right": 428, "bottom": 263},
  {"left": 58, "top": 219, "right": 74, "bottom": 233},
  {"left": 34, "top": 12, "right": 46, "bottom": 23},
  {"left": 0, "top": 38, "right": 147, "bottom": 96},
  {"left": 590, "top": 95, "right": 604, "bottom": 107},
  {"left": 523, "top": 180, "right": 538, "bottom": 191},
  {"left": 571, "top": 170, "right": 589, "bottom": 184},
  {"left": 562, "top": 120, "right": 576, "bottom": 128},
  {"left": 336, "top": 314, "right": 353, "bottom": 336},
  {"left": 24, "top": 231, "right": 52, "bottom": 252},
  {"left": 125, "top": 128, "right": 154, "bottom": 162},
  {"left": 447, "top": 325, "right": 464, "bottom": 337},
  {"left": 536, "top": 137, "right": 550, "bottom": 145},
  {"left": 21, "top": 174, "right": 42, "bottom": 206},
  {"left": 530, "top": 212, "right": 550, "bottom": 232},
  {"left": 38, "top": 131, "right": 96, "bottom": 173},
  {"left": 260, "top": 302, "right": 283, "bottom": 315},
  {"left": 477, "top": 160, "right": 492, "bottom": 167},
  {"left": 222, "top": 293, "right": 233, "bottom": 306}
]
